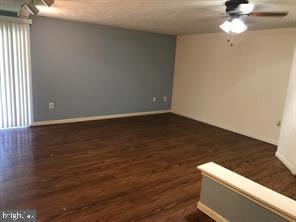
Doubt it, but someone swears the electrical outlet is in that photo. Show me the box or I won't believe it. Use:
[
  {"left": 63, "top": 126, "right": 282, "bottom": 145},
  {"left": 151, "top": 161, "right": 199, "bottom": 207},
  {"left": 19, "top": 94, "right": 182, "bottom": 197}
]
[
  {"left": 153, "top": 97, "right": 157, "bottom": 102},
  {"left": 163, "top": 96, "right": 167, "bottom": 102},
  {"left": 49, "top": 102, "right": 55, "bottom": 110}
]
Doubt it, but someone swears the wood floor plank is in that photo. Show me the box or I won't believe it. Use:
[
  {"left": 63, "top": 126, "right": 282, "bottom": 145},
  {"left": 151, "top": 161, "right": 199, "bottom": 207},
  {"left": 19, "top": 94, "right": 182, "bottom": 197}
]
[{"left": 0, "top": 113, "right": 295, "bottom": 221}]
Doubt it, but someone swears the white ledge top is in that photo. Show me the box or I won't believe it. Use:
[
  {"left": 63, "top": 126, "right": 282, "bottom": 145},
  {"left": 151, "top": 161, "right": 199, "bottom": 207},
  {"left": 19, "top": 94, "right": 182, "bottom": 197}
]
[{"left": 197, "top": 162, "right": 296, "bottom": 221}]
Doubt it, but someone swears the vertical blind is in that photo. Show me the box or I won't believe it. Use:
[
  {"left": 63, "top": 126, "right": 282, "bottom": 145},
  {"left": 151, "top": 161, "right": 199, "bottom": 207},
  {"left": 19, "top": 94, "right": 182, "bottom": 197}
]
[{"left": 0, "top": 20, "right": 32, "bottom": 129}]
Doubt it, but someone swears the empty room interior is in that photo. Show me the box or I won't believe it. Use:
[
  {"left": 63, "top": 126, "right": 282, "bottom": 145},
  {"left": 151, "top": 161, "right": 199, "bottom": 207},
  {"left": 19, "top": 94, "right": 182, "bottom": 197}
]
[{"left": 1, "top": 0, "right": 296, "bottom": 221}]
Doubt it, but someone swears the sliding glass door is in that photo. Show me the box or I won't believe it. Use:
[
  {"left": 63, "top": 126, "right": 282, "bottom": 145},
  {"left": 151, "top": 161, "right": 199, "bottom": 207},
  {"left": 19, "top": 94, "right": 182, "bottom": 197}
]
[{"left": 0, "top": 20, "right": 32, "bottom": 129}]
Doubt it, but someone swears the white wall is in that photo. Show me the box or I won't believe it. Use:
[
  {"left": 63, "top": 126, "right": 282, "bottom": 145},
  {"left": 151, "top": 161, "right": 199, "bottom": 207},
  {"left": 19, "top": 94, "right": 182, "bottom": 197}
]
[
  {"left": 172, "top": 28, "right": 296, "bottom": 145},
  {"left": 276, "top": 48, "right": 296, "bottom": 175}
]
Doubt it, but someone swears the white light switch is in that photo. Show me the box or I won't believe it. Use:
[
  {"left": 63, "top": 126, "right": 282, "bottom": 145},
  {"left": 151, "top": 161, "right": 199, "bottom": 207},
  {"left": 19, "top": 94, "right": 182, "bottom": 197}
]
[
  {"left": 49, "top": 102, "right": 55, "bottom": 109},
  {"left": 163, "top": 96, "right": 167, "bottom": 102},
  {"left": 153, "top": 97, "right": 157, "bottom": 102}
]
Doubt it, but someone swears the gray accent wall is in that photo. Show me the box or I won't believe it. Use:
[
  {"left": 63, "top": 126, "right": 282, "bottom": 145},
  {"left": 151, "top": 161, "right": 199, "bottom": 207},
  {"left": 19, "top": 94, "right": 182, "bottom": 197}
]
[
  {"left": 30, "top": 16, "right": 176, "bottom": 122},
  {"left": 199, "top": 177, "right": 286, "bottom": 222}
]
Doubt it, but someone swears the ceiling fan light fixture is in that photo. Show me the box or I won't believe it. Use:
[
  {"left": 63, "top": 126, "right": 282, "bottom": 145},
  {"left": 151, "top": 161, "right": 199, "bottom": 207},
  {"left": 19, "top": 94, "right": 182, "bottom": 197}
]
[
  {"left": 220, "top": 18, "right": 247, "bottom": 34},
  {"left": 40, "top": 0, "right": 55, "bottom": 7},
  {"left": 22, "top": 1, "right": 39, "bottom": 15},
  {"left": 231, "top": 18, "right": 247, "bottom": 33},
  {"left": 219, "top": 20, "right": 232, "bottom": 33},
  {"left": 17, "top": 8, "right": 31, "bottom": 18}
]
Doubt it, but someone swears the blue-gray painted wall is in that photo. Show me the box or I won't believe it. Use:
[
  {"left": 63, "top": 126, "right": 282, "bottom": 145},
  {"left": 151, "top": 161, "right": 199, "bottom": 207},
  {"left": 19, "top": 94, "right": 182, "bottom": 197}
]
[{"left": 31, "top": 16, "right": 176, "bottom": 122}]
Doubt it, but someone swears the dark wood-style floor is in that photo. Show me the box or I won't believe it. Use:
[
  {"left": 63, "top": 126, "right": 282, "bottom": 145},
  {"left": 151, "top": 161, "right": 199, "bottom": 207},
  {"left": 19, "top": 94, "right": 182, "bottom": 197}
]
[{"left": 0, "top": 113, "right": 295, "bottom": 222}]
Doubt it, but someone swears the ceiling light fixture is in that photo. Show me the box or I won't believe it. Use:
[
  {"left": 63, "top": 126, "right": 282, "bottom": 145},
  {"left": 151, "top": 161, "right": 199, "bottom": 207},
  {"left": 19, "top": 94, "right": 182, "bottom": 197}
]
[
  {"left": 17, "top": 7, "right": 31, "bottom": 18},
  {"left": 17, "top": 0, "right": 55, "bottom": 18},
  {"left": 220, "top": 18, "right": 247, "bottom": 34},
  {"left": 40, "top": 0, "right": 55, "bottom": 7},
  {"left": 231, "top": 18, "right": 247, "bottom": 33},
  {"left": 23, "top": 1, "right": 39, "bottom": 15},
  {"left": 219, "top": 20, "right": 232, "bottom": 33}
]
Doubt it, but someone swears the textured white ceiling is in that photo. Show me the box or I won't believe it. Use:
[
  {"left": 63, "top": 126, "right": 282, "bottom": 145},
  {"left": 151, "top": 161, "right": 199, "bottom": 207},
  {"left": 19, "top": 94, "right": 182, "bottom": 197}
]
[{"left": 0, "top": 0, "right": 295, "bottom": 35}]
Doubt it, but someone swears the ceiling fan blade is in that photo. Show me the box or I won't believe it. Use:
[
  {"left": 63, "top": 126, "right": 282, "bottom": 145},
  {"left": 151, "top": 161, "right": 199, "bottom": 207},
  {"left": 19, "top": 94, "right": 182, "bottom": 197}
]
[
  {"left": 234, "top": 3, "right": 255, "bottom": 14},
  {"left": 249, "top": 12, "right": 288, "bottom": 17}
]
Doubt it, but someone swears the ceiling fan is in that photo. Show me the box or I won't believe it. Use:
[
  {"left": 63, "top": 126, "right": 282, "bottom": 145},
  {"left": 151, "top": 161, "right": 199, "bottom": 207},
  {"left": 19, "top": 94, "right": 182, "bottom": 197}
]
[{"left": 220, "top": 0, "right": 288, "bottom": 34}]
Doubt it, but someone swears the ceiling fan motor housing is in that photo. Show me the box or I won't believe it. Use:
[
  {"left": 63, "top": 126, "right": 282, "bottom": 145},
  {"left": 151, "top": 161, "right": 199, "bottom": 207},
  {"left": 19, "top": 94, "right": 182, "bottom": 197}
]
[{"left": 225, "top": 0, "right": 249, "bottom": 12}]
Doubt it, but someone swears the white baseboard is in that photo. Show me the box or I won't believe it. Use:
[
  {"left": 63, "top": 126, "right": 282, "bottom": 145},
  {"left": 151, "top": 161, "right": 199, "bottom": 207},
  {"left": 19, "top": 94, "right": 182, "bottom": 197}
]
[
  {"left": 197, "top": 202, "right": 229, "bottom": 222},
  {"left": 32, "top": 110, "right": 171, "bottom": 126},
  {"left": 172, "top": 111, "right": 278, "bottom": 145},
  {"left": 275, "top": 152, "right": 295, "bottom": 175}
]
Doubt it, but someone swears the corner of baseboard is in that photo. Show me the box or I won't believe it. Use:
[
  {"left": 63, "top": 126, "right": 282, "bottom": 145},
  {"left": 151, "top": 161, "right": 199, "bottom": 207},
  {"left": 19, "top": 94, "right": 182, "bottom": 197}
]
[
  {"left": 275, "top": 152, "right": 296, "bottom": 175},
  {"left": 171, "top": 111, "right": 278, "bottom": 146}
]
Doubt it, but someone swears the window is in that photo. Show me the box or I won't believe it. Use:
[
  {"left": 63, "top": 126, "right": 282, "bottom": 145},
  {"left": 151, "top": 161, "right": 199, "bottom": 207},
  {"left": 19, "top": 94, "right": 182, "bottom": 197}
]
[{"left": 0, "top": 19, "right": 32, "bottom": 129}]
